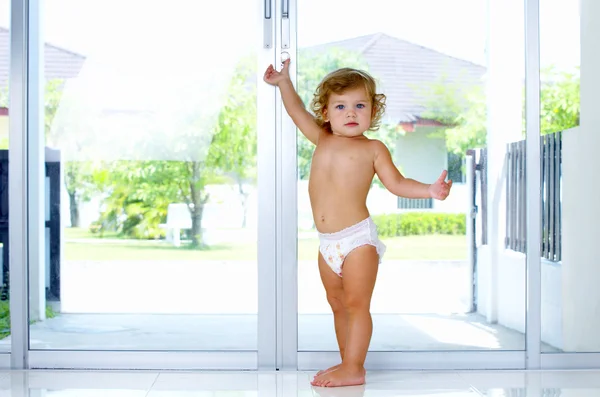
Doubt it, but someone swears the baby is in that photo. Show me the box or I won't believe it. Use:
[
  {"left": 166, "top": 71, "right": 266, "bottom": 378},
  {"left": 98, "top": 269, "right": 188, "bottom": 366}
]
[{"left": 264, "top": 60, "right": 452, "bottom": 387}]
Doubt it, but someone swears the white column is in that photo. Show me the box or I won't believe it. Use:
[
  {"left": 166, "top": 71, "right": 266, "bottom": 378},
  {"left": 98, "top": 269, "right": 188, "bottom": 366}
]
[
  {"left": 561, "top": 0, "right": 600, "bottom": 352},
  {"left": 485, "top": 0, "right": 526, "bottom": 324},
  {"left": 466, "top": 155, "right": 475, "bottom": 312},
  {"left": 28, "top": 0, "right": 46, "bottom": 322},
  {"left": 10, "top": 0, "right": 45, "bottom": 369}
]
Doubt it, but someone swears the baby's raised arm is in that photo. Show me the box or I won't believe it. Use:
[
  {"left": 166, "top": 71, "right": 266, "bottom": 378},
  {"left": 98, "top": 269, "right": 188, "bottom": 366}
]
[
  {"left": 372, "top": 140, "right": 452, "bottom": 200},
  {"left": 263, "top": 60, "right": 321, "bottom": 145}
]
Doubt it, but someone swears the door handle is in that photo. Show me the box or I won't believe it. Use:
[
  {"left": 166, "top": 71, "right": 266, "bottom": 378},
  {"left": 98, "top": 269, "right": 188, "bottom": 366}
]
[
  {"left": 281, "top": 0, "right": 290, "bottom": 49},
  {"left": 264, "top": 0, "right": 273, "bottom": 48}
]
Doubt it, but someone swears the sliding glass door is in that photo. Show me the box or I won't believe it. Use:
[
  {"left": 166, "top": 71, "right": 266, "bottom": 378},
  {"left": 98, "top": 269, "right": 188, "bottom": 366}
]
[
  {"left": 6, "top": 0, "right": 600, "bottom": 371},
  {"left": 10, "top": 0, "right": 279, "bottom": 370}
]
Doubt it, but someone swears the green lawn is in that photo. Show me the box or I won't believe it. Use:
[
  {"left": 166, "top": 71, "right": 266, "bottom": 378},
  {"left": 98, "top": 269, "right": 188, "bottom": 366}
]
[{"left": 65, "top": 228, "right": 467, "bottom": 261}]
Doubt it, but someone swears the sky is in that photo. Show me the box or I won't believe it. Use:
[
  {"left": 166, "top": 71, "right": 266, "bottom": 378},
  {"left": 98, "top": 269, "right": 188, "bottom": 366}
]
[{"left": 0, "top": 0, "right": 580, "bottom": 69}]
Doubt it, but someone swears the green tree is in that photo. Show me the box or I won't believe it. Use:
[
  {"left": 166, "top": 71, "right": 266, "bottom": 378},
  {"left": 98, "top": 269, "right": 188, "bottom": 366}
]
[
  {"left": 46, "top": 79, "right": 98, "bottom": 228},
  {"left": 419, "top": 75, "right": 487, "bottom": 156},
  {"left": 94, "top": 56, "right": 258, "bottom": 247},
  {"left": 173, "top": 55, "right": 258, "bottom": 245},
  {"left": 420, "top": 66, "right": 580, "bottom": 157},
  {"left": 1, "top": 79, "right": 96, "bottom": 227},
  {"left": 540, "top": 66, "right": 580, "bottom": 135},
  {"left": 93, "top": 160, "right": 193, "bottom": 240},
  {"left": 96, "top": 139, "right": 217, "bottom": 246},
  {"left": 206, "top": 55, "right": 257, "bottom": 228}
]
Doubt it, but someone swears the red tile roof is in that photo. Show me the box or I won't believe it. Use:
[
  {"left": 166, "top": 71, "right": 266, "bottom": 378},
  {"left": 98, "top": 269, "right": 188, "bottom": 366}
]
[{"left": 305, "top": 33, "right": 486, "bottom": 124}]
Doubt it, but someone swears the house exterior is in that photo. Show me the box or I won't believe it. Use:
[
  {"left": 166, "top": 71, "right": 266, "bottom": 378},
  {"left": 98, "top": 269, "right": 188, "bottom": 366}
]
[
  {"left": 306, "top": 33, "right": 486, "bottom": 208},
  {"left": 0, "top": 26, "right": 85, "bottom": 142}
]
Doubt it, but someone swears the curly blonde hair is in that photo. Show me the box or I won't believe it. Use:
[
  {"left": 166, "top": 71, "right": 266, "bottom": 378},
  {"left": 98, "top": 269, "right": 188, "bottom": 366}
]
[{"left": 310, "top": 68, "right": 386, "bottom": 132}]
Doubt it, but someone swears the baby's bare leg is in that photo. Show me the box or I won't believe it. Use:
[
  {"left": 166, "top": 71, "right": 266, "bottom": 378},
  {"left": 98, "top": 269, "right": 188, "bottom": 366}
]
[
  {"left": 312, "top": 245, "right": 379, "bottom": 388},
  {"left": 315, "top": 252, "right": 347, "bottom": 376}
]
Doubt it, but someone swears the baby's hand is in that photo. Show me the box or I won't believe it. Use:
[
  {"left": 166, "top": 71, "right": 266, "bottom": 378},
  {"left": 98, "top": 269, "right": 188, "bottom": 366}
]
[
  {"left": 428, "top": 170, "right": 453, "bottom": 200},
  {"left": 263, "top": 59, "right": 291, "bottom": 86}
]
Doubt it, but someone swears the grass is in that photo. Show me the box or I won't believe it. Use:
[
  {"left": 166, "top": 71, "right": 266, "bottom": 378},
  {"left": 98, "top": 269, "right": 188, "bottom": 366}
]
[
  {"left": 0, "top": 303, "right": 58, "bottom": 340},
  {"left": 65, "top": 228, "right": 467, "bottom": 261},
  {"left": 0, "top": 231, "right": 467, "bottom": 339},
  {"left": 0, "top": 301, "right": 9, "bottom": 339}
]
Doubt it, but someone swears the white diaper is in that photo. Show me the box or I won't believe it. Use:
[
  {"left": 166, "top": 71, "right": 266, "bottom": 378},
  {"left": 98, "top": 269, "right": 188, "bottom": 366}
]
[{"left": 318, "top": 217, "right": 386, "bottom": 277}]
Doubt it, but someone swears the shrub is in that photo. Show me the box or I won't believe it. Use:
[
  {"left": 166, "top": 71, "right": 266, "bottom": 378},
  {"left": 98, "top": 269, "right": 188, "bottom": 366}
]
[{"left": 372, "top": 212, "right": 466, "bottom": 238}]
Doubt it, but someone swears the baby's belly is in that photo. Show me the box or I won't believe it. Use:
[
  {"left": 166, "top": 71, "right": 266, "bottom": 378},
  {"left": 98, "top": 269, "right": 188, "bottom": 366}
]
[{"left": 309, "top": 185, "right": 370, "bottom": 233}]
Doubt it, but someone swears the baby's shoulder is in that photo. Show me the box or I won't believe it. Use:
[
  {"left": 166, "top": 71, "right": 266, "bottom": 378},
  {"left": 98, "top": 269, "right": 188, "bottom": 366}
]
[{"left": 363, "top": 138, "right": 388, "bottom": 155}]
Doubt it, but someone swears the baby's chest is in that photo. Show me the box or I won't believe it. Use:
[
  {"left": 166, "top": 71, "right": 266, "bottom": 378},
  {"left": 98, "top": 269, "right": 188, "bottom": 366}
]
[{"left": 312, "top": 144, "right": 372, "bottom": 170}]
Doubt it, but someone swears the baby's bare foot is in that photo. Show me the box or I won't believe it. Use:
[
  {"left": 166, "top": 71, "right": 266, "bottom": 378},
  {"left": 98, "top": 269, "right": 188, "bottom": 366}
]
[
  {"left": 315, "top": 364, "right": 366, "bottom": 379},
  {"left": 315, "top": 363, "right": 341, "bottom": 378},
  {"left": 311, "top": 365, "right": 366, "bottom": 388},
  {"left": 311, "top": 384, "right": 366, "bottom": 396}
]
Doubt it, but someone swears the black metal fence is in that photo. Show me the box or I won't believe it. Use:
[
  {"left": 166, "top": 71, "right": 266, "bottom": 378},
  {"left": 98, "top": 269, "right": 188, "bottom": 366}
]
[
  {"left": 0, "top": 151, "right": 8, "bottom": 299},
  {"left": 541, "top": 132, "right": 562, "bottom": 262},
  {"left": 0, "top": 149, "right": 62, "bottom": 300},
  {"left": 467, "top": 148, "right": 488, "bottom": 245},
  {"left": 46, "top": 149, "right": 62, "bottom": 300},
  {"left": 477, "top": 148, "right": 488, "bottom": 245},
  {"left": 505, "top": 132, "right": 562, "bottom": 262},
  {"left": 397, "top": 197, "right": 433, "bottom": 210},
  {"left": 505, "top": 140, "right": 527, "bottom": 253}
]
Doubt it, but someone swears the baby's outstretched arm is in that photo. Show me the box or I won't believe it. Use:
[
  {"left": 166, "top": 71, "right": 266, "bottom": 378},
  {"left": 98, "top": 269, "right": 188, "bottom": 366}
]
[
  {"left": 373, "top": 140, "right": 452, "bottom": 200},
  {"left": 263, "top": 59, "right": 321, "bottom": 145}
]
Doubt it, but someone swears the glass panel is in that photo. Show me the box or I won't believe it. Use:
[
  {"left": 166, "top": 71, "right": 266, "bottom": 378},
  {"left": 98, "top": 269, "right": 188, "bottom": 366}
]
[
  {"left": 33, "top": 0, "right": 260, "bottom": 351},
  {"left": 539, "top": 0, "right": 583, "bottom": 353},
  {"left": 0, "top": 0, "right": 9, "bottom": 354},
  {"left": 296, "top": 0, "right": 527, "bottom": 356}
]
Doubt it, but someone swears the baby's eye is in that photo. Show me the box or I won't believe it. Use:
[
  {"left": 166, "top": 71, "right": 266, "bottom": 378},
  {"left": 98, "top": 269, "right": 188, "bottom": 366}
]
[
  {"left": 357, "top": 104, "right": 365, "bottom": 109},
  {"left": 336, "top": 105, "right": 344, "bottom": 110}
]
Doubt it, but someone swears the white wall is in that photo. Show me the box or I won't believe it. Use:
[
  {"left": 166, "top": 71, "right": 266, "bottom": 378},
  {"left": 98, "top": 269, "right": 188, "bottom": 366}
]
[
  {"left": 496, "top": 251, "right": 526, "bottom": 334},
  {"left": 474, "top": 0, "right": 586, "bottom": 352},
  {"left": 485, "top": 0, "right": 526, "bottom": 326},
  {"left": 542, "top": 260, "right": 562, "bottom": 349},
  {"left": 477, "top": 247, "right": 563, "bottom": 350},
  {"left": 476, "top": 123, "right": 594, "bottom": 353},
  {"left": 560, "top": 6, "right": 600, "bottom": 349},
  {"left": 394, "top": 126, "right": 447, "bottom": 185},
  {"left": 433, "top": 184, "right": 468, "bottom": 213}
]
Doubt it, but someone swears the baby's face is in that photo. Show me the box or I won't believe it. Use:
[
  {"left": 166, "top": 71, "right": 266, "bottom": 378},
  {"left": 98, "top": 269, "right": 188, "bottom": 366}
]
[{"left": 324, "top": 86, "right": 372, "bottom": 138}]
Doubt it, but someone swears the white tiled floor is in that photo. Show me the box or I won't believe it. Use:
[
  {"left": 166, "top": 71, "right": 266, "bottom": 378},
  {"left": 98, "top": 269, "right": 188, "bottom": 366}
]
[{"left": 0, "top": 370, "right": 599, "bottom": 396}]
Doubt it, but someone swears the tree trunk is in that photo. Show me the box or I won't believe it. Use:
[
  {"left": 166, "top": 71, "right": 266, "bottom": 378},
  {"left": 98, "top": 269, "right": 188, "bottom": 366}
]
[
  {"left": 235, "top": 175, "right": 250, "bottom": 229},
  {"left": 241, "top": 195, "right": 249, "bottom": 229},
  {"left": 188, "top": 161, "right": 210, "bottom": 248},
  {"left": 190, "top": 204, "right": 204, "bottom": 247},
  {"left": 69, "top": 192, "right": 80, "bottom": 228},
  {"left": 65, "top": 164, "right": 81, "bottom": 228}
]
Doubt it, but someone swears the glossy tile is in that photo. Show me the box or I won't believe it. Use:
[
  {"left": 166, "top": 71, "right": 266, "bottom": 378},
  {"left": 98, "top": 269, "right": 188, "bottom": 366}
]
[{"left": 0, "top": 370, "right": 597, "bottom": 396}]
